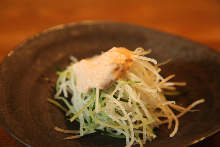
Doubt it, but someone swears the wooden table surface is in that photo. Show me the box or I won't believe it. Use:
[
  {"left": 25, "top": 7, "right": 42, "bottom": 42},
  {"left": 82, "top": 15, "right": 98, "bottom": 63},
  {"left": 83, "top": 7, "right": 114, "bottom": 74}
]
[{"left": 0, "top": 0, "right": 220, "bottom": 146}]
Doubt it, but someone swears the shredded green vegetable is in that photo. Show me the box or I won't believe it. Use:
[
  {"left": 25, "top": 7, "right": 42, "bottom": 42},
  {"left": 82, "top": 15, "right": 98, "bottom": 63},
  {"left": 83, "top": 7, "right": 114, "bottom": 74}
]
[
  {"left": 47, "top": 98, "right": 68, "bottom": 112},
  {"left": 69, "top": 92, "right": 95, "bottom": 122},
  {"left": 50, "top": 47, "right": 204, "bottom": 147}
]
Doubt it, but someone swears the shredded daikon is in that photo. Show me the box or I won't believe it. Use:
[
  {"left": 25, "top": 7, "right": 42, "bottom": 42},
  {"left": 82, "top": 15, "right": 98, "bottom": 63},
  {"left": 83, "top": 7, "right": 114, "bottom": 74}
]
[{"left": 49, "top": 47, "right": 204, "bottom": 147}]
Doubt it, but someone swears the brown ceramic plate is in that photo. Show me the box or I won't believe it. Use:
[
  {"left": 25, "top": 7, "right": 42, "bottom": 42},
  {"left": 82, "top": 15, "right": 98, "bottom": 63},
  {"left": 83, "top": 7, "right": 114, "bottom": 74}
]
[{"left": 0, "top": 22, "right": 220, "bottom": 147}]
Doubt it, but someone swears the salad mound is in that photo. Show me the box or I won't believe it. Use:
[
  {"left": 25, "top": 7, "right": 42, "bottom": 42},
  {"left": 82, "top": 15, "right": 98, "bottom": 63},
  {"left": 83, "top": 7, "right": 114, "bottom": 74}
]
[{"left": 49, "top": 47, "right": 204, "bottom": 147}]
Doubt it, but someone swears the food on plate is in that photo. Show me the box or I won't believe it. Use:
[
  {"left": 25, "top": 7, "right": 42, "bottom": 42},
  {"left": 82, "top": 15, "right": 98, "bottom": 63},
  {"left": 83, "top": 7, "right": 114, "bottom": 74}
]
[{"left": 48, "top": 47, "right": 204, "bottom": 147}]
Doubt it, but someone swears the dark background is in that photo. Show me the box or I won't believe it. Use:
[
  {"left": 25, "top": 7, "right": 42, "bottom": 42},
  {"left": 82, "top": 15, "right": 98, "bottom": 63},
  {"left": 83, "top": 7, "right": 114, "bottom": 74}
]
[{"left": 0, "top": 0, "right": 220, "bottom": 146}]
